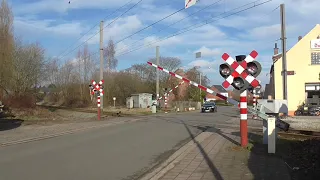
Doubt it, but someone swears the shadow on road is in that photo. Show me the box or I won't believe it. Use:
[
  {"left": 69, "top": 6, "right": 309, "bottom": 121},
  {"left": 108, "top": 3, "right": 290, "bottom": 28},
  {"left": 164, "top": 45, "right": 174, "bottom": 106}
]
[
  {"left": 156, "top": 116, "right": 240, "bottom": 147},
  {"left": 0, "top": 118, "right": 24, "bottom": 131},
  {"left": 180, "top": 120, "right": 224, "bottom": 180},
  {"left": 206, "top": 127, "right": 240, "bottom": 146},
  {"left": 221, "top": 113, "right": 239, "bottom": 118},
  {"left": 153, "top": 116, "right": 224, "bottom": 179}
]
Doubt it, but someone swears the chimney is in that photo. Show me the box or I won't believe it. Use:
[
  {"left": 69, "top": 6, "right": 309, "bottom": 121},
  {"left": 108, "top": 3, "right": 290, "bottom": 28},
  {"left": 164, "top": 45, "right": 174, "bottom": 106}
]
[
  {"left": 298, "top": 36, "right": 302, "bottom": 41},
  {"left": 274, "top": 43, "right": 279, "bottom": 55}
]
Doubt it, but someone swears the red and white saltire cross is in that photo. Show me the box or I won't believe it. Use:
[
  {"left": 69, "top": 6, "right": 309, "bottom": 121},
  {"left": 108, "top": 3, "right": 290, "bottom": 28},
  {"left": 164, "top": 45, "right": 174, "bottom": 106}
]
[
  {"left": 221, "top": 51, "right": 260, "bottom": 88},
  {"left": 147, "top": 62, "right": 239, "bottom": 106},
  {"left": 157, "top": 81, "right": 185, "bottom": 101},
  {"left": 91, "top": 80, "right": 104, "bottom": 96}
]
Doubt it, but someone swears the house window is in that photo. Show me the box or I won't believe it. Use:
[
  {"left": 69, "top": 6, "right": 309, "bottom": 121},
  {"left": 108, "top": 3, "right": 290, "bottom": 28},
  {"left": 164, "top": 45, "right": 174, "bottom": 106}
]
[{"left": 311, "top": 52, "right": 320, "bottom": 64}]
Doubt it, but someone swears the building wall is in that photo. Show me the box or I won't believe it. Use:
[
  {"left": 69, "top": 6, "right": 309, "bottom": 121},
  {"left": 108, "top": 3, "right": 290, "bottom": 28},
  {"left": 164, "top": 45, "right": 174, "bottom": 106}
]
[
  {"left": 206, "top": 87, "right": 228, "bottom": 100},
  {"left": 168, "top": 69, "right": 189, "bottom": 101},
  {"left": 132, "top": 95, "right": 139, "bottom": 108},
  {"left": 126, "top": 97, "right": 133, "bottom": 108},
  {"left": 274, "top": 24, "right": 320, "bottom": 115}
]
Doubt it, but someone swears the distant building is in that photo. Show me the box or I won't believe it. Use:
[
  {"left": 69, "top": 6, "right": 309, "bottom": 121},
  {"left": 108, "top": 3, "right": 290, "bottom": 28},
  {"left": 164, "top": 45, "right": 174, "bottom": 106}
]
[
  {"left": 167, "top": 68, "right": 189, "bottom": 101},
  {"left": 206, "top": 85, "right": 228, "bottom": 101},
  {"left": 126, "top": 93, "right": 153, "bottom": 108},
  {"left": 265, "top": 24, "right": 320, "bottom": 116}
]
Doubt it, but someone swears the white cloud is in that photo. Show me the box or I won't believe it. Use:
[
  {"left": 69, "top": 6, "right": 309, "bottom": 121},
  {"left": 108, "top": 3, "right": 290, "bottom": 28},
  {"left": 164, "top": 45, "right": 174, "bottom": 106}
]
[
  {"left": 14, "top": 17, "right": 87, "bottom": 37},
  {"left": 13, "top": 0, "right": 155, "bottom": 14},
  {"left": 187, "top": 59, "right": 218, "bottom": 69},
  {"left": 194, "top": 46, "right": 222, "bottom": 57},
  {"left": 143, "top": 35, "right": 182, "bottom": 47},
  {"left": 184, "top": 24, "right": 226, "bottom": 40},
  {"left": 247, "top": 24, "right": 281, "bottom": 39},
  {"left": 85, "top": 15, "right": 143, "bottom": 45},
  {"left": 137, "top": 5, "right": 188, "bottom": 24}
]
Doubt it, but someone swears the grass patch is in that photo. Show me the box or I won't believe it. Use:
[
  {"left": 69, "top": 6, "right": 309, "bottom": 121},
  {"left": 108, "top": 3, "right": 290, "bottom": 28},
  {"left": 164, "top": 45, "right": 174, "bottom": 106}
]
[{"left": 246, "top": 131, "right": 320, "bottom": 180}]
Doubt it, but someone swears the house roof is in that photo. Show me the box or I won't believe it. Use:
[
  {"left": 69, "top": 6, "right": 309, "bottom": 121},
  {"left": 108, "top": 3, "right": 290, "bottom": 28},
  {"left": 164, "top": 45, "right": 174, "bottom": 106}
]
[
  {"left": 273, "top": 24, "right": 320, "bottom": 63},
  {"left": 211, "top": 85, "right": 227, "bottom": 93}
]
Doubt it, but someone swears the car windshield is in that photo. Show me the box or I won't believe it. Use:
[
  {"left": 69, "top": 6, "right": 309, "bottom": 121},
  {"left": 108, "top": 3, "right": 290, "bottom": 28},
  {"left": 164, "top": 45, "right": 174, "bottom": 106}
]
[{"left": 203, "top": 102, "right": 215, "bottom": 106}]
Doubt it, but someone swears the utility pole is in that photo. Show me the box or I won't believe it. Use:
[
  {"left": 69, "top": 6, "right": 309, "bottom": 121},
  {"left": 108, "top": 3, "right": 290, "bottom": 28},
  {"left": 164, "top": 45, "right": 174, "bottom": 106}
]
[
  {"left": 156, "top": 46, "right": 160, "bottom": 101},
  {"left": 199, "top": 72, "right": 202, "bottom": 102},
  {"left": 280, "top": 4, "right": 288, "bottom": 101},
  {"left": 195, "top": 52, "right": 202, "bottom": 104},
  {"left": 100, "top": 21, "right": 104, "bottom": 111}
]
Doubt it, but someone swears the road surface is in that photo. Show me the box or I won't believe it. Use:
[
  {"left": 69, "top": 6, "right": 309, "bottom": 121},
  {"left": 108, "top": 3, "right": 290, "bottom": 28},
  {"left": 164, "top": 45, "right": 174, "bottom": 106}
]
[{"left": 0, "top": 106, "right": 260, "bottom": 180}]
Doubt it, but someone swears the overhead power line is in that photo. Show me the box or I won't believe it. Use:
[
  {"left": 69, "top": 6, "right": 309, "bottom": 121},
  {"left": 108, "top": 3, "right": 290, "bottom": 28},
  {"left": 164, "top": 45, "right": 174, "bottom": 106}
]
[
  {"left": 57, "top": 0, "right": 136, "bottom": 59},
  {"left": 116, "top": 0, "right": 224, "bottom": 53},
  {"left": 79, "top": 0, "right": 272, "bottom": 62},
  {"left": 59, "top": 0, "right": 144, "bottom": 60},
  {"left": 114, "top": 7, "right": 185, "bottom": 44},
  {"left": 116, "top": 0, "right": 272, "bottom": 57}
]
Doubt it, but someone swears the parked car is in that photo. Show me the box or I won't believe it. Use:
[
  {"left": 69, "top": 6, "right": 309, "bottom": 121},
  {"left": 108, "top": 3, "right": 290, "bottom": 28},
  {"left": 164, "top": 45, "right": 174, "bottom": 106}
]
[
  {"left": 0, "top": 101, "right": 4, "bottom": 117},
  {"left": 0, "top": 101, "right": 3, "bottom": 113},
  {"left": 201, "top": 102, "right": 217, "bottom": 113}
]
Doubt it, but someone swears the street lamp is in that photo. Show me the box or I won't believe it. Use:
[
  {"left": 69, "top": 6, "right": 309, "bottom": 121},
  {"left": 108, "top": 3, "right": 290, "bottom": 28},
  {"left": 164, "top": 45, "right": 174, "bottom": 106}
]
[{"left": 113, "top": 97, "right": 116, "bottom": 107}]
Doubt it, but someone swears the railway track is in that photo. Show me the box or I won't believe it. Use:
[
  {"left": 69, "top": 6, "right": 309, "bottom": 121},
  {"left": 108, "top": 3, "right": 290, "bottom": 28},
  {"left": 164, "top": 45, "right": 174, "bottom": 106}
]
[{"left": 279, "top": 129, "right": 320, "bottom": 138}]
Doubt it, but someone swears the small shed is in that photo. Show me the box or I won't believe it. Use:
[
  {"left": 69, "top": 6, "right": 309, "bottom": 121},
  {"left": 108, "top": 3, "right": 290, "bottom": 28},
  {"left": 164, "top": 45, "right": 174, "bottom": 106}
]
[{"left": 131, "top": 93, "right": 153, "bottom": 108}]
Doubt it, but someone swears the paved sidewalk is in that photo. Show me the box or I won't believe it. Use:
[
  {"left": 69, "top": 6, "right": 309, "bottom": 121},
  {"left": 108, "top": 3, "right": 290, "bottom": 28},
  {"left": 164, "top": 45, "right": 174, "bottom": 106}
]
[{"left": 149, "top": 128, "right": 290, "bottom": 180}]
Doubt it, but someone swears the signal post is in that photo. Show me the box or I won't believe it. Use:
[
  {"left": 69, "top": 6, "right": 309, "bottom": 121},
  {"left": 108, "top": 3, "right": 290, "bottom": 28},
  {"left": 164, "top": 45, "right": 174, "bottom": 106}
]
[
  {"left": 219, "top": 51, "right": 262, "bottom": 147},
  {"left": 89, "top": 80, "right": 104, "bottom": 120}
]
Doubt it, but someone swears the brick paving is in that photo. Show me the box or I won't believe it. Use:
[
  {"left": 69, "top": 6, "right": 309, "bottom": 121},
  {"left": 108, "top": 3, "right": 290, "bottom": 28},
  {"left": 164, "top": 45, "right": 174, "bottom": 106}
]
[{"left": 158, "top": 128, "right": 290, "bottom": 180}]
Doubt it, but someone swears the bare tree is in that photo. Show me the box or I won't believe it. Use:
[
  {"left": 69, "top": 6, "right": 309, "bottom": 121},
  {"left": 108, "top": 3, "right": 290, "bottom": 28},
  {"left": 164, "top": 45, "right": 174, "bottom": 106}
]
[
  {"left": 184, "top": 67, "right": 210, "bottom": 101},
  {"left": 76, "top": 49, "right": 83, "bottom": 99},
  {"left": 11, "top": 40, "right": 45, "bottom": 95},
  {"left": 104, "top": 39, "right": 118, "bottom": 72},
  {"left": 0, "top": 0, "right": 14, "bottom": 97},
  {"left": 44, "top": 57, "right": 59, "bottom": 85},
  {"left": 82, "top": 44, "right": 89, "bottom": 82}
]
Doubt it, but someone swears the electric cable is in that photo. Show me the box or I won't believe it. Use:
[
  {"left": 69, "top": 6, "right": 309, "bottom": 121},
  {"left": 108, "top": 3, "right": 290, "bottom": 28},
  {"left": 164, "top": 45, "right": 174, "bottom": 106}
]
[
  {"left": 59, "top": 0, "right": 144, "bottom": 60},
  {"left": 116, "top": 0, "right": 224, "bottom": 53},
  {"left": 116, "top": 0, "right": 272, "bottom": 57},
  {"left": 57, "top": 0, "right": 136, "bottom": 58}
]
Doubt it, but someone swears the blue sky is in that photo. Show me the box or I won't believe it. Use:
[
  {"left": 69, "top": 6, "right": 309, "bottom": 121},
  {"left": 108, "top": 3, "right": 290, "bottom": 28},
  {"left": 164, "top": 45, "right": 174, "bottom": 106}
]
[{"left": 9, "top": 0, "right": 320, "bottom": 87}]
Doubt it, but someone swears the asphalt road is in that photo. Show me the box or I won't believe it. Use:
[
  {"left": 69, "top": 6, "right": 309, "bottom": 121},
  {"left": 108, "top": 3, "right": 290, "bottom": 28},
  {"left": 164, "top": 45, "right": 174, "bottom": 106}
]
[{"left": 0, "top": 106, "right": 259, "bottom": 180}]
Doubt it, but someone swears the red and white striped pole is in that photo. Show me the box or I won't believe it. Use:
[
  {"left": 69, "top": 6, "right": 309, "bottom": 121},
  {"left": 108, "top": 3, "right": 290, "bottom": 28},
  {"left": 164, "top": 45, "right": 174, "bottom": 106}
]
[
  {"left": 97, "top": 95, "right": 101, "bottom": 120},
  {"left": 252, "top": 88, "right": 258, "bottom": 119},
  {"left": 157, "top": 81, "right": 184, "bottom": 102},
  {"left": 164, "top": 93, "right": 168, "bottom": 113},
  {"left": 92, "top": 79, "right": 104, "bottom": 120},
  {"left": 240, "top": 90, "right": 248, "bottom": 147}
]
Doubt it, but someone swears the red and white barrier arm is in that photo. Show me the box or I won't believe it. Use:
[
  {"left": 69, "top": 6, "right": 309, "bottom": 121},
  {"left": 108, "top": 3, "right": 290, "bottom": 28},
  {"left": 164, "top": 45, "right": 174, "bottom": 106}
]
[
  {"left": 147, "top": 62, "right": 239, "bottom": 106},
  {"left": 157, "top": 81, "right": 184, "bottom": 101}
]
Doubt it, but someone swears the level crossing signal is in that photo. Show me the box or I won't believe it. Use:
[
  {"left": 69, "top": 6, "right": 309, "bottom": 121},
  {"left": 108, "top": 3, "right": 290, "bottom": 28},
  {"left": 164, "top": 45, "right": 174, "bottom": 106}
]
[{"left": 219, "top": 51, "right": 262, "bottom": 93}]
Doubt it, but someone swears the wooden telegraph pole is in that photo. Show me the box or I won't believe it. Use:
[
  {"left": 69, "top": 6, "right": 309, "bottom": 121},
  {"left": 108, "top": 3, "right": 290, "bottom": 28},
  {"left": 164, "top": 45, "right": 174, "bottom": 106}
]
[{"left": 100, "top": 21, "right": 104, "bottom": 112}]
